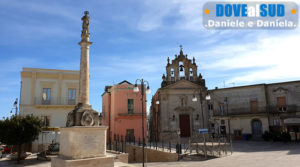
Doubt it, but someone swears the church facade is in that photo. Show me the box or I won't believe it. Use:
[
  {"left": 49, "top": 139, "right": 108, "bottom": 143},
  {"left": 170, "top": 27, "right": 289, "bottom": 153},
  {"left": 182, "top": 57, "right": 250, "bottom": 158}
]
[{"left": 149, "top": 48, "right": 209, "bottom": 142}]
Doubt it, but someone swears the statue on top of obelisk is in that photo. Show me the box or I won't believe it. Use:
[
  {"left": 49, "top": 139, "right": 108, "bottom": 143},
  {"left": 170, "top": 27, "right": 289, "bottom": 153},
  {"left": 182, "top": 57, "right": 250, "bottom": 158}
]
[
  {"left": 66, "top": 11, "right": 99, "bottom": 127},
  {"left": 81, "top": 11, "right": 90, "bottom": 40}
]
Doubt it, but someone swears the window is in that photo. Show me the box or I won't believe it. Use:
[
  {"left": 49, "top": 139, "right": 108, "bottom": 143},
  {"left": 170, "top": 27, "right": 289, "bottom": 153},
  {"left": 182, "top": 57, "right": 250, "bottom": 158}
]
[
  {"left": 273, "top": 118, "right": 281, "bottom": 126},
  {"left": 208, "top": 104, "right": 214, "bottom": 110},
  {"left": 42, "top": 88, "right": 51, "bottom": 104},
  {"left": 41, "top": 116, "right": 50, "bottom": 127},
  {"left": 277, "top": 96, "right": 287, "bottom": 112},
  {"left": 170, "top": 68, "right": 175, "bottom": 81},
  {"left": 179, "top": 61, "right": 185, "bottom": 79},
  {"left": 189, "top": 68, "right": 193, "bottom": 80},
  {"left": 68, "top": 88, "right": 76, "bottom": 105},
  {"left": 128, "top": 99, "right": 134, "bottom": 114},
  {"left": 250, "top": 100, "right": 258, "bottom": 113},
  {"left": 219, "top": 103, "right": 225, "bottom": 115},
  {"left": 234, "top": 130, "right": 242, "bottom": 137}
]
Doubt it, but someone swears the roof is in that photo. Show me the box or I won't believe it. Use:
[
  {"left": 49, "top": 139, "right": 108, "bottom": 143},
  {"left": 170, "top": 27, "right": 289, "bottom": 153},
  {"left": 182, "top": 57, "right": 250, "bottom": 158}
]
[
  {"left": 22, "top": 67, "right": 79, "bottom": 73},
  {"left": 210, "top": 80, "right": 300, "bottom": 92},
  {"left": 118, "top": 80, "right": 133, "bottom": 85}
]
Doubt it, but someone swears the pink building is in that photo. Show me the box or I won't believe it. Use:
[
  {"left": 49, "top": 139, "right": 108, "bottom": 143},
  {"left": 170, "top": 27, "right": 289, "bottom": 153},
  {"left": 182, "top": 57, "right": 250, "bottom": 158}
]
[{"left": 102, "top": 80, "right": 147, "bottom": 143}]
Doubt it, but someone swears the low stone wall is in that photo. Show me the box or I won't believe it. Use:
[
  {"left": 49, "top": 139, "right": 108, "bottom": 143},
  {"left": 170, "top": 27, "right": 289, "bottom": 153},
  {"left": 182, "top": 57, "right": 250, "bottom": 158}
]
[
  {"left": 126, "top": 145, "right": 178, "bottom": 163},
  {"left": 107, "top": 150, "right": 129, "bottom": 163}
]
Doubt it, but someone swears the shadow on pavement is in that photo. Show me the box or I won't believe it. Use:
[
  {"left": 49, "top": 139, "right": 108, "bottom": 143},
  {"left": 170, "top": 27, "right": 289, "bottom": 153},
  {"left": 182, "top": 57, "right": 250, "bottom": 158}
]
[
  {"left": 0, "top": 155, "right": 51, "bottom": 167},
  {"left": 232, "top": 140, "right": 300, "bottom": 154}
]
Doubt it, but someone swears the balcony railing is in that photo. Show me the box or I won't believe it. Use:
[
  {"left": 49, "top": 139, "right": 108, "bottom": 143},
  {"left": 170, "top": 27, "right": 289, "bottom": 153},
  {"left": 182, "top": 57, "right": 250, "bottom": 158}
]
[
  {"left": 211, "top": 105, "right": 300, "bottom": 117},
  {"left": 118, "top": 112, "right": 143, "bottom": 116},
  {"left": 34, "top": 97, "right": 77, "bottom": 105},
  {"left": 268, "top": 105, "right": 298, "bottom": 113}
]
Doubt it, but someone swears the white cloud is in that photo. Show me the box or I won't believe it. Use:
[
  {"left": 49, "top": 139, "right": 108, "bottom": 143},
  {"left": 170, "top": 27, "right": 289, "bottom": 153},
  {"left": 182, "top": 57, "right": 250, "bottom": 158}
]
[
  {"left": 137, "top": 0, "right": 178, "bottom": 31},
  {"left": 196, "top": 30, "right": 300, "bottom": 83}
]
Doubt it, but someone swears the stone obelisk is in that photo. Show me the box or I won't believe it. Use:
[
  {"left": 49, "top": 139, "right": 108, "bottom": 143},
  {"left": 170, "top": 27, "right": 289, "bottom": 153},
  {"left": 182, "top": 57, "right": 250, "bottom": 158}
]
[
  {"left": 52, "top": 11, "right": 113, "bottom": 167},
  {"left": 79, "top": 11, "right": 92, "bottom": 106},
  {"left": 66, "top": 11, "right": 99, "bottom": 127}
]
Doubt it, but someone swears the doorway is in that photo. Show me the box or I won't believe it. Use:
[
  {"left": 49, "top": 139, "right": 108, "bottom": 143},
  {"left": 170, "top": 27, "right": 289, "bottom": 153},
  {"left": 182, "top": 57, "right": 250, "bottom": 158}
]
[
  {"left": 252, "top": 119, "right": 262, "bottom": 138},
  {"left": 179, "top": 114, "right": 191, "bottom": 137},
  {"left": 126, "top": 129, "right": 134, "bottom": 142}
]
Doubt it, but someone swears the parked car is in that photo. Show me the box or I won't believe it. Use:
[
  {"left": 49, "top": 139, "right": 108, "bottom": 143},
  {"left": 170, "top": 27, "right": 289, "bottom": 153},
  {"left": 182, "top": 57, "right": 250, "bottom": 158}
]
[
  {"left": 46, "top": 143, "right": 59, "bottom": 155},
  {"left": 1, "top": 145, "right": 11, "bottom": 154}
]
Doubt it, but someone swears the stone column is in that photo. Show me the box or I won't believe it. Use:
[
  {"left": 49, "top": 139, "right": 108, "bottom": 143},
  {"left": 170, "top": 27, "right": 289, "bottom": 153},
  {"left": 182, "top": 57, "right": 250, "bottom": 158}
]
[
  {"left": 78, "top": 40, "right": 92, "bottom": 105},
  {"left": 65, "top": 11, "right": 99, "bottom": 127}
]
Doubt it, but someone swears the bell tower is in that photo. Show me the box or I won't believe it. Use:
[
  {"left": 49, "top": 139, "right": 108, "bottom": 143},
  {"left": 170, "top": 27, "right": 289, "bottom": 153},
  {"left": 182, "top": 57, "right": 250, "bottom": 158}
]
[{"left": 161, "top": 46, "right": 206, "bottom": 88}]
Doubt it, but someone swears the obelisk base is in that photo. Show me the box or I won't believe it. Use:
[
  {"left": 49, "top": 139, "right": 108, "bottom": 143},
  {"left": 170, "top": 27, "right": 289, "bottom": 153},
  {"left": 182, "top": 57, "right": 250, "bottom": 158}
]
[
  {"left": 51, "top": 126, "right": 114, "bottom": 167},
  {"left": 51, "top": 156, "right": 114, "bottom": 167}
]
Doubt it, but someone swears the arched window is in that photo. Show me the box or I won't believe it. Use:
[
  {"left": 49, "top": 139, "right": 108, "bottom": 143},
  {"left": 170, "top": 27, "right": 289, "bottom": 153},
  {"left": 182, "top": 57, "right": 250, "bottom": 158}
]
[
  {"left": 189, "top": 68, "right": 193, "bottom": 80},
  {"left": 179, "top": 61, "right": 185, "bottom": 79},
  {"left": 170, "top": 68, "right": 175, "bottom": 81}
]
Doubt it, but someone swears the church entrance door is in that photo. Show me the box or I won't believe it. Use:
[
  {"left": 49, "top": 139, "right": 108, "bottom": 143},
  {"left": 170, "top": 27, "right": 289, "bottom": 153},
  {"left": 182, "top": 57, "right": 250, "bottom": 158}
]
[{"left": 179, "top": 114, "right": 191, "bottom": 137}]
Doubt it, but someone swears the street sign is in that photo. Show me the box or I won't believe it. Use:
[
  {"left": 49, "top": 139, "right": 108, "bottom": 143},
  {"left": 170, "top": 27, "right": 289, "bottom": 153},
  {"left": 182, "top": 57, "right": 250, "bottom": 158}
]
[{"left": 198, "top": 128, "right": 209, "bottom": 134}]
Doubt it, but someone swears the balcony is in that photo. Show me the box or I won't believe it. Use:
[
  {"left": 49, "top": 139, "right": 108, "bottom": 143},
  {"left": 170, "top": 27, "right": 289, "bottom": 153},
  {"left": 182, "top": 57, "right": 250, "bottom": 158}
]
[
  {"left": 34, "top": 97, "right": 77, "bottom": 106},
  {"left": 268, "top": 105, "right": 298, "bottom": 113},
  {"left": 118, "top": 112, "right": 142, "bottom": 116},
  {"left": 211, "top": 105, "right": 300, "bottom": 117},
  {"left": 212, "top": 107, "right": 268, "bottom": 117}
]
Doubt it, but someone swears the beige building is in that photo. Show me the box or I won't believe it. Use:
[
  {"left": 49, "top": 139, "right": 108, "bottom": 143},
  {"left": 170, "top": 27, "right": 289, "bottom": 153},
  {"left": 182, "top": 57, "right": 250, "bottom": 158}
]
[
  {"left": 19, "top": 67, "right": 79, "bottom": 152},
  {"left": 210, "top": 81, "right": 300, "bottom": 140}
]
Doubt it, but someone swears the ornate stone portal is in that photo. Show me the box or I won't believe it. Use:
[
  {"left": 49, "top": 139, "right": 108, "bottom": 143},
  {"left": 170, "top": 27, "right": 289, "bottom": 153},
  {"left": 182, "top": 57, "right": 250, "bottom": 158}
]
[
  {"left": 52, "top": 11, "right": 113, "bottom": 167},
  {"left": 66, "top": 11, "right": 99, "bottom": 127}
]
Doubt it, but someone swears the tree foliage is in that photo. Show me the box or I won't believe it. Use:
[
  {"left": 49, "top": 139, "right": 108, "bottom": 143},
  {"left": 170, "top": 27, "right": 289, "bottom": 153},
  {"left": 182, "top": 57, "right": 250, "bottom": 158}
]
[{"left": 0, "top": 115, "right": 43, "bottom": 162}]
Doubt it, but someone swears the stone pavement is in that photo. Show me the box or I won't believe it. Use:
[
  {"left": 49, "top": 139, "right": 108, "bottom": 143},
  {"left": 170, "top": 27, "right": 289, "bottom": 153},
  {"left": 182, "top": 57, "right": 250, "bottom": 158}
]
[
  {"left": 133, "top": 141, "right": 300, "bottom": 167},
  {"left": 1, "top": 141, "right": 299, "bottom": 167}
]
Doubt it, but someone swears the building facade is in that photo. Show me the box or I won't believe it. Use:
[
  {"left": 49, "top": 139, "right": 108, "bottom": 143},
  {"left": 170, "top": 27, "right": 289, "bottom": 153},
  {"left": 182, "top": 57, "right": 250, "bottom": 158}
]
[
  {"left": 102, "top": 81, "right": 147, "bottom": 143},
  {"left": 149, "top": 48, "right": 300, "bottom": 142},
  {"left": 210, "top": 81, "right": 300, "bottom": 140},
  {"left": 19, "top": 67, "right": 79, "bottom": 152},
  {"left": 149, "top": 48, "right": 209, "bottom": 142}
]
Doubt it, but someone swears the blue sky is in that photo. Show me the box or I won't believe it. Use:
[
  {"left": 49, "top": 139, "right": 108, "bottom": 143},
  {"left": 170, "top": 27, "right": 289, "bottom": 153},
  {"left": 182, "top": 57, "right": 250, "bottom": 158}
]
[{"left": 1, "top": 0, "right": 300, "bottom": 119}]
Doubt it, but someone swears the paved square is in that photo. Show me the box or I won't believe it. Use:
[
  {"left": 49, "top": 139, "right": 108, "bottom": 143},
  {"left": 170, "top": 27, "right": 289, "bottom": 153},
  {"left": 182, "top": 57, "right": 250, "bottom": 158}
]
[
  {"left": 133, "top": 141, "right": 300, "bottom": 167},
  {"left": 1, "top": 141, "right": 299, "bottom": 167}
]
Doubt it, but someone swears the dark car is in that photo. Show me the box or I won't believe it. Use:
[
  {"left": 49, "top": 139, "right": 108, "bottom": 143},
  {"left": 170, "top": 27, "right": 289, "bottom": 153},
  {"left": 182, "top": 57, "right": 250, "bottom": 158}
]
[{"left": 46, "top": 143, "right": 59, "bottom": 155}]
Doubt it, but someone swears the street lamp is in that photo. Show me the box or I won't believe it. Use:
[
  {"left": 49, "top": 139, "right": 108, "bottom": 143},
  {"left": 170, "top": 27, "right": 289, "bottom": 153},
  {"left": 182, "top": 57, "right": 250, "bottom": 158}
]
[
  {"left": 205, "top": 93, "right": 211, "bottom": 101},
  {"left": 133, "top": 79, "right": 150, "bottom": 167},
  {"left": 192, "top": 89, "right": 206, "bottom": 128},
  {"left": 206, "top": 92, "right": 232, "bottom": 154},
  {"left": 13, "top": 98, "right": 18, "bottom": 115}
]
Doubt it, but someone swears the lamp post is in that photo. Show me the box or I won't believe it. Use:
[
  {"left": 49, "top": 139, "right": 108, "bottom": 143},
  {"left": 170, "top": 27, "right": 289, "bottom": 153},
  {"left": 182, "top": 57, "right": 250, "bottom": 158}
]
[
  {"left": 13, "top": 98, "right": 18, "bottom": 115},
  {"left": 192, "top": 89, "right": 208, "bottom": 128},
  {"left": 133, "top": 79, "right": 150, "bottom": 167},
  {"left": 155, "top": 99, "right": 159, "bottom": 143},
  {"left": 206, "top": 92, "right": 232, "bottom": 154}
]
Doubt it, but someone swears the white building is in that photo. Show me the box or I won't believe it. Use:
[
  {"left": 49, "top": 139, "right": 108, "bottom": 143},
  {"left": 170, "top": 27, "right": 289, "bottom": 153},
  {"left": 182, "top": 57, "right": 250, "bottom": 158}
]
[{"left": 19, "top": 67, "right": 79, "bottom": 152}]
